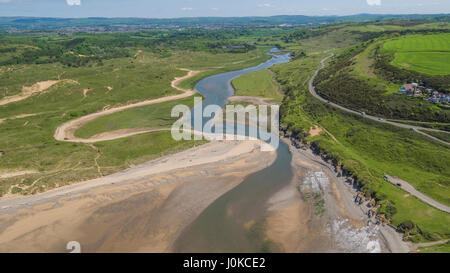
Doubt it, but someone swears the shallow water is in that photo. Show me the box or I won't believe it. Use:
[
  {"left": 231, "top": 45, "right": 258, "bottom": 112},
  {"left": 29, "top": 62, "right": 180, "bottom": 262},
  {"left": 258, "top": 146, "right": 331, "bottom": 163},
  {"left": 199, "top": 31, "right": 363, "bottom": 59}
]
[{"left": 174, "top": 49, "right": 294, "bottom": 252}]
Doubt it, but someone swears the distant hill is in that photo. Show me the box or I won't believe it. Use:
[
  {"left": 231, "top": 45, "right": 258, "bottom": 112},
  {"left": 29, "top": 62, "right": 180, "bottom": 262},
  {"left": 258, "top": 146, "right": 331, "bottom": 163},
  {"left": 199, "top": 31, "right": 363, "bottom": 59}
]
[{"left": 0, "top": 14, "right": 449, "bottom": 32}]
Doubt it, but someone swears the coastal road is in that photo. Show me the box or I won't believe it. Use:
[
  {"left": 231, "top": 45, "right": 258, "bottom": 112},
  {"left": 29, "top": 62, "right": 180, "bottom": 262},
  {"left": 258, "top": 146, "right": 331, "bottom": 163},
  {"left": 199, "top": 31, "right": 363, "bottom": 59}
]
[
  {"left": 309, "top": 54, "right": 450, "bottom": 146},
  {"left": 385, "top": 175, "right": 450, "bottom": 214}
]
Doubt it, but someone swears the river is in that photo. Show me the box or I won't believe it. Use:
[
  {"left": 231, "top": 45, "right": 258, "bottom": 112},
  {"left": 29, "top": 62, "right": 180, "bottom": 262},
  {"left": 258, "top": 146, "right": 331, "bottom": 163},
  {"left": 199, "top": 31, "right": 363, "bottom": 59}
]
[{"left": 173, "top": 49, "right": 294, "bottom": 252}]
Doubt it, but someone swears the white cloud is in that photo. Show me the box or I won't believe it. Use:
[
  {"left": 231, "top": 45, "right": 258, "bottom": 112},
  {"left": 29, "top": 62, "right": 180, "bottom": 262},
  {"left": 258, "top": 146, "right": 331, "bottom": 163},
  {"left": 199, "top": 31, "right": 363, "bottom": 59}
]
[
  {"left": 366, "top": 0, "right": 381, "bottom": 6},
  {"left": 181, "top": 7, "right": 193, "bottom": 11},
  {"left": 258, "top": 3, "right": 273, "bottom": 8},
  {"left": 0, "top": 0, "right": 12, "bottom": 3},
  {"left": 66, "top": 0, "right": 81, "bottom": 6}
]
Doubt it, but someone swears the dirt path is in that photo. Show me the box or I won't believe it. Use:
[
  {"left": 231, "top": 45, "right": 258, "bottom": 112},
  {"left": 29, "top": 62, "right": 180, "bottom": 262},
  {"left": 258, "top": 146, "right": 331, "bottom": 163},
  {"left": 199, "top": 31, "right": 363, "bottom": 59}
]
[
  {"left": 309, "top": 54, "right": 450, "bottom": 146},
  {"left": 384, "top": 175, "right": 450, "bottom": 213},
  {"left": 54, "top": 69, "right": 200, "bottom": 143},
  {"left": 413, "top": 239, "right": 449, "bottom": 251}
]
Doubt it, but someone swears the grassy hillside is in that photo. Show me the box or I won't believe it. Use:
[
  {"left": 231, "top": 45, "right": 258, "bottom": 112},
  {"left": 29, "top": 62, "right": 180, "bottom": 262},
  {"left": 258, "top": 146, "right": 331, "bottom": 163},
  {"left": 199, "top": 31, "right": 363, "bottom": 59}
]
[
  {"left": 314, "top": 35, "right": 450, "bottom": 123},
  {"left": 272, "top": 23, "right": 450, "bottom": 242},
  {"left": 383, "top": 33, "right": 450, "bottom": 75}
]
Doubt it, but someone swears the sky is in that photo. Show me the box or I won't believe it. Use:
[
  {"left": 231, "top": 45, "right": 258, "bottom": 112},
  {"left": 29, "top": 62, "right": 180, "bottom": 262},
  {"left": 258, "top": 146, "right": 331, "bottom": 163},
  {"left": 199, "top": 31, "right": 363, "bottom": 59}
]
[{"left": 0, "top": 0, "right": 448, "bottom": 18}]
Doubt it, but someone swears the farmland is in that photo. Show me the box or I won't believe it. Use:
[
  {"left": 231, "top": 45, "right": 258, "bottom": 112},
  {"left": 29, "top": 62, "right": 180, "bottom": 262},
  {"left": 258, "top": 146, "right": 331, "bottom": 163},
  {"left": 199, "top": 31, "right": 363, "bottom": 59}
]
[{"left": 383, "top": 33, "right": 450, "bottom": 75}]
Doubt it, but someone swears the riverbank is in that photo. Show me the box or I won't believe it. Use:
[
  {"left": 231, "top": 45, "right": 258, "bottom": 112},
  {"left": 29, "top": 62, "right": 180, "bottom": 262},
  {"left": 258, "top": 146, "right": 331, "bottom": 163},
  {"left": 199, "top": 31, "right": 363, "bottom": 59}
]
[{"left": 264, "top": 137, "right": 411, "bottom": 253}]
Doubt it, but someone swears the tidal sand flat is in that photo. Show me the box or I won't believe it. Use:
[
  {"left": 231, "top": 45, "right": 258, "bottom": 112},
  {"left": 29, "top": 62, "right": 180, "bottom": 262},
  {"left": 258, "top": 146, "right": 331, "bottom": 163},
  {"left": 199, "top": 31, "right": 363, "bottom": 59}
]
[
  {"left": 263, "top": 138, "right": 411, "bottom": 253},
  {"left": 0, "top": 140, "right": 275, "bottom": 252}
]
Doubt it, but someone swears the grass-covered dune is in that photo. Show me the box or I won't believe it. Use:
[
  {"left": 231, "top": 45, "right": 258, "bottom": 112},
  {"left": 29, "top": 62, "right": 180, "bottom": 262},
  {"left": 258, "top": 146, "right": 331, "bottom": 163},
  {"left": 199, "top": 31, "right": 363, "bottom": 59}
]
[{"left": 0, "top": 33, "right": 271, "bottom": 196}]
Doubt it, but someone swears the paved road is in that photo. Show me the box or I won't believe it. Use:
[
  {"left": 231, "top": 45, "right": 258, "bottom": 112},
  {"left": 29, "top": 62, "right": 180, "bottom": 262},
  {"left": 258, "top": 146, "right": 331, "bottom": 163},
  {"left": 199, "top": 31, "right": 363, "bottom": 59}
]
[
  {"left": 385, "top": 175, "right": 450, "bottom": 214},
  {"left": 414, "top": 239, "right": 449, "bottom": 250},
  {"left": 309, "top": 54, "right": 450, "bottom": 146}
]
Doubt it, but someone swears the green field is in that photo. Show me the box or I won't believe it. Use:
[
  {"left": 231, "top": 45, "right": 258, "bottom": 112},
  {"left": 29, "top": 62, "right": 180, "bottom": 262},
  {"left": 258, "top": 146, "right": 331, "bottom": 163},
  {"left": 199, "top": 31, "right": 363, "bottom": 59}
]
[
  {"left": 231, "top": 69, "right": 283, "bottom": 103},
  {"left": 383, "top": 34, "right": 450, "bottom": 75}
]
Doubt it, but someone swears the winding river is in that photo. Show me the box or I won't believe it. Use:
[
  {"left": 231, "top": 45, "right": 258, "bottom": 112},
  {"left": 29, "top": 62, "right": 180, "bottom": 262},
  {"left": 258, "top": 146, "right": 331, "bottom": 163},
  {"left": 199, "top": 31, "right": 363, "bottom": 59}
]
[{"left": 174, "top": 49, "right": 294, "bottom": 252}]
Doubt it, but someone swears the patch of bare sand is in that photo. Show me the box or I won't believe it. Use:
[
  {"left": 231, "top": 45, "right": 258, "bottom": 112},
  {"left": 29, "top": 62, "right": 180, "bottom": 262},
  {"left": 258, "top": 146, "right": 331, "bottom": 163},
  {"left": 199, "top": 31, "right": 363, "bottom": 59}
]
[
  {"left": 134, "top": 50, "right": 143, "bottom": 57},
  {"left": 0, "top": 79, "right": 79, "bottom": 106},
  {"left": 82, "top": 88, "right": 90, "bottom": 97},
  {"left": 309, "top": 126, "right": 323, "bottom": 137},
  {"left": 0, "top": 170, "right": 38, "bottom": 179},
  {"left": 266, "top": 184, "right": 314, "bottom": 253}
]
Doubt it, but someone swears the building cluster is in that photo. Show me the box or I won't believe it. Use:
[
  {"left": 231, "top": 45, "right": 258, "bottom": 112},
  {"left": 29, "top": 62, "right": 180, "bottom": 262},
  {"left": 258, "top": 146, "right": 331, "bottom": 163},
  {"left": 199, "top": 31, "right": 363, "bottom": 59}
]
[{"left": 398, "top": 83, "right": 449, "bottom": 104}]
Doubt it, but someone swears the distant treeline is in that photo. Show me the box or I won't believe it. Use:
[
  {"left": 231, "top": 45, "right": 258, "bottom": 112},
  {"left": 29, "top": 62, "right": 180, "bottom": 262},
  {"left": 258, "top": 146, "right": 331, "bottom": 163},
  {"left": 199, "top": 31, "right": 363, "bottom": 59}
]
[
  {"left": 1, "top": 14, "right": 448, "bottom": 31},
  {"left": 0, "top": 29, "right": 256, "bottom": 67}
]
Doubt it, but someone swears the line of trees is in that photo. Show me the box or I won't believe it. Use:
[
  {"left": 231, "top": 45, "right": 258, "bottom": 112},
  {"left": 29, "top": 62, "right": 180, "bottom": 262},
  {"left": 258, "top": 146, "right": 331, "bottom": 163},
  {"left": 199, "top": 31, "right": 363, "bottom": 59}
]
[{"left": 0, "top": 29, "right": 258, "bottom": 67}]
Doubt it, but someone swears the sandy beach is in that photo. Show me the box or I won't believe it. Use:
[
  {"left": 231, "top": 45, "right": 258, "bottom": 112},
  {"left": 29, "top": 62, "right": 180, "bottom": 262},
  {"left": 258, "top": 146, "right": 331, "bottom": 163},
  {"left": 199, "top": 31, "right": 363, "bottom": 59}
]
[
  {"left": 263, "top": 137, "right": 411, "bottom": 253},
  {"left": 0, "top": 139, "right": 275, "bottom": 252}
]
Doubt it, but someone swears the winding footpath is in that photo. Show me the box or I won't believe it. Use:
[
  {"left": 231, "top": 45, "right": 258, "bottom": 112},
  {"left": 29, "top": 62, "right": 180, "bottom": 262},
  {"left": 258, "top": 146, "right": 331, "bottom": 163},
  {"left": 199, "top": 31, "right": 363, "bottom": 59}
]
[
  {"left": 54, "top": 69, "right": 200, "bottom": 143},
  {"left": 309, "top": 54, "right": 450, "bottom": 146}
]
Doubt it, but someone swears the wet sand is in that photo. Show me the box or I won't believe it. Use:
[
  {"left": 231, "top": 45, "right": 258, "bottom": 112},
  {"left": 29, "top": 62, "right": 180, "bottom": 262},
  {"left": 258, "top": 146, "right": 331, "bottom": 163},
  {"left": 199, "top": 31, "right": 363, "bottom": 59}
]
[
  {"left": 264, "top": 137, "right": 411, "bottom": 253},
  {"left": 0, "top": 140, "right": 275, "bottom": 252},
  {"left": 0, "top": 137, "right": 411, "bottom": 253}
]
